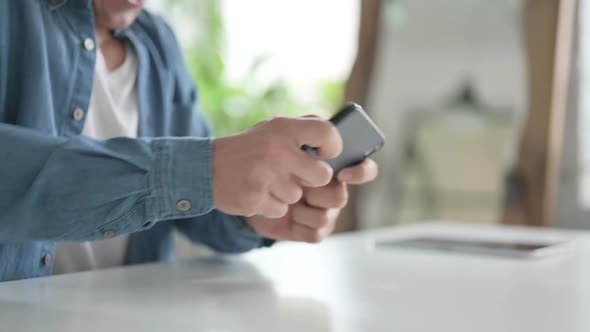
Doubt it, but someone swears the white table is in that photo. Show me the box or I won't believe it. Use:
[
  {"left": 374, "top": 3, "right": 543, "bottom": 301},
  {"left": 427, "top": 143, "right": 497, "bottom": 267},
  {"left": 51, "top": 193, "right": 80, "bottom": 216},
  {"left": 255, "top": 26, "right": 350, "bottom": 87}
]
[{"left": 1, "top": 223, "right": 590, "bottom": 332}]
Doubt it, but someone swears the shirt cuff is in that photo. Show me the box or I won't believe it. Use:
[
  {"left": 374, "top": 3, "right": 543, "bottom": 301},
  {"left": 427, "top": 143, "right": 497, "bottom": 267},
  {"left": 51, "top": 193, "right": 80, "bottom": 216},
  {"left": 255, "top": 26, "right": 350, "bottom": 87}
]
[{"left": 149, "top": 137, "right": 214, "bottom": 221}]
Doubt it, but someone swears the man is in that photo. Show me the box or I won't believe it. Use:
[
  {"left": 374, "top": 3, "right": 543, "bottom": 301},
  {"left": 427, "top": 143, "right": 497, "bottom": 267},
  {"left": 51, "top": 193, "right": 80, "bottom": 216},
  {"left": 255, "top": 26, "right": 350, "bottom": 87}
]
[{"left": 0, "top": 0, "right": 378, "bottom": 282}]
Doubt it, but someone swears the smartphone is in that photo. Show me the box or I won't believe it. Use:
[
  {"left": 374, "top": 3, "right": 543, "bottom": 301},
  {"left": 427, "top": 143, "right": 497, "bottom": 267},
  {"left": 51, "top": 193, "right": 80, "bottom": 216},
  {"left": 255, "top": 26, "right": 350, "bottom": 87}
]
[{"left": 304, "top": 103, "right": 385, "bottom": 175}]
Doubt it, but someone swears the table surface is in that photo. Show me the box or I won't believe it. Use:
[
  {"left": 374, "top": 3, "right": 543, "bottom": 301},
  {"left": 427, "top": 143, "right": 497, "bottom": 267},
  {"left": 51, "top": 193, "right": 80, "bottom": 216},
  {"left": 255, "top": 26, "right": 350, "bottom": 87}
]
[{"left": 1, "top": 223, "right": 589, "bottom": 332}]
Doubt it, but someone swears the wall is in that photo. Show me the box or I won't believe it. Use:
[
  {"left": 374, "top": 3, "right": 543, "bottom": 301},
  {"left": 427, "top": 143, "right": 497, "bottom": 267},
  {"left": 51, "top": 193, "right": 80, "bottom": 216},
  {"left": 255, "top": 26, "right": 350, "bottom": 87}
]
[{"left": 359, "top": 0, "right": 526, "bottom": 229}]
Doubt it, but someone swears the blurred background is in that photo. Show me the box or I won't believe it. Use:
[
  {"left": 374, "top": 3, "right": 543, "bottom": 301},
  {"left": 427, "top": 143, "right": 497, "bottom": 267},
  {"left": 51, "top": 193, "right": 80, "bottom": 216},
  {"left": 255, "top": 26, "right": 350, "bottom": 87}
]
[
  {"left": 148, "top": 0, "right": 356, "bottom": 135},
  {"left": 146, "top": 0, "right": 587, "bottom": 238}
]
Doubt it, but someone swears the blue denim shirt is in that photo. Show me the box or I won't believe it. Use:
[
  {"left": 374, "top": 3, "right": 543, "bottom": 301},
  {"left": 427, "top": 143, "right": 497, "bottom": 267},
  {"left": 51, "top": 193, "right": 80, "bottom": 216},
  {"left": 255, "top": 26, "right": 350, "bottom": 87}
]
[{"left": 0, "top": 0, "right": 269, "bottom": 282}]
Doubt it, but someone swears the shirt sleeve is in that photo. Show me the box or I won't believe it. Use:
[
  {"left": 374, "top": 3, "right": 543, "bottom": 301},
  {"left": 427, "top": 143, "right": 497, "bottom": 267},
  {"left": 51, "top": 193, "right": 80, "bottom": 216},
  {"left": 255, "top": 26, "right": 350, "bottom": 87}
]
[{"left": 0, "top": 122, "right": 215, "bottom": 241}]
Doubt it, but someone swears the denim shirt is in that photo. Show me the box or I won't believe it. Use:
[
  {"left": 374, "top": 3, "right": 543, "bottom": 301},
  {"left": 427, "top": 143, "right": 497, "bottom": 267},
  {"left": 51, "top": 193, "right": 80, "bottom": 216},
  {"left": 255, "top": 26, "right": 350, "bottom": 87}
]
[{"left": 0, "top": 0, "right": 269, "bottom": 282}]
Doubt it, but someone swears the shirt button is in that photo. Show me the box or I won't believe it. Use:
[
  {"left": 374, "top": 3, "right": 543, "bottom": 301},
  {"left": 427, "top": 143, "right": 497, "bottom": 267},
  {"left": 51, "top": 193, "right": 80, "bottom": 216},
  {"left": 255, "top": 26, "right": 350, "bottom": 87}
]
[
  {"left": 42, "top": 254, "right": 51, "bottom": 266},
  {"left": 176, "top": 199, "right": 192, "bottom": 212},
  {"left": 83, "top": 38, "right": 95, "bottom": 51},
  {"left": 72, "top": 107, "right": 85, "bottom": 121},
  {"left": 102, "top": 229, "right": 116, "bottom": 238}
]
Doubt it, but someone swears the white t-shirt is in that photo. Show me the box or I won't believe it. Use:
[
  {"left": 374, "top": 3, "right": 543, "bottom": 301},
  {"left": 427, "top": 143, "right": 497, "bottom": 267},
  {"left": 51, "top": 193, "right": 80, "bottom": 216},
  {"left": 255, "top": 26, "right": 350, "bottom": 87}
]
[{"left": 53, "top": 43, "right": 139, "bottom": 274}]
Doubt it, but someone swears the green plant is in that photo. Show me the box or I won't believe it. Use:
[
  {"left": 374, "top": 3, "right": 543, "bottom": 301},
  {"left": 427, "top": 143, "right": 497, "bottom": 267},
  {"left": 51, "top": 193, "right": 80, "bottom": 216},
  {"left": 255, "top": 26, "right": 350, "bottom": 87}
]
[{"left": 163, "top": 0, "right": 344, "bottom": 136}]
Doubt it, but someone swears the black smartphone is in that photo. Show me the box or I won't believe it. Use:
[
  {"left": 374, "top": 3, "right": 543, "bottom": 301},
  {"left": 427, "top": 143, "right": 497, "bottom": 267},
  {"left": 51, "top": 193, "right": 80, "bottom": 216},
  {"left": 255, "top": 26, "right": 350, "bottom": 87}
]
[{"left": 304, "top": 103, "right": 385, "bottom": 175}]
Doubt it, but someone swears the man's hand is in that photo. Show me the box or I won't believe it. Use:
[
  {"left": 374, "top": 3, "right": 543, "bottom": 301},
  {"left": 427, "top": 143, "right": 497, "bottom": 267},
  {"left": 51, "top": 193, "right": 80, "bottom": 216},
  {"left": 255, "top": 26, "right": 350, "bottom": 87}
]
[
  {"left": 212, "top": 116, "right": 342, "bottom": 219},
  {"left": 249, "top": 159, "right": 378, "bottom": 243}
]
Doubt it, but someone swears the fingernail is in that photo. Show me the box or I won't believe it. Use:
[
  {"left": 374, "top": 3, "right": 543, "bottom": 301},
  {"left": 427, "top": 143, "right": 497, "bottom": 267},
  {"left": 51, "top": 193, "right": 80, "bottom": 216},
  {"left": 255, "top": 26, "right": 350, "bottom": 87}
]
[{"left": 338, "top": 170, "right": 352, "bottom": 182}]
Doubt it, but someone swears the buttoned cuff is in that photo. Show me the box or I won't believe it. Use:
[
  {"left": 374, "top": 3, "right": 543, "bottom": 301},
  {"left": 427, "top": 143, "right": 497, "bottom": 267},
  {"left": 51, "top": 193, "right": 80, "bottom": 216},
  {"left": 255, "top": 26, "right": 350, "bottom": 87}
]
[{"left": 150, "top": 137, "right": 214, "bottom": 221}]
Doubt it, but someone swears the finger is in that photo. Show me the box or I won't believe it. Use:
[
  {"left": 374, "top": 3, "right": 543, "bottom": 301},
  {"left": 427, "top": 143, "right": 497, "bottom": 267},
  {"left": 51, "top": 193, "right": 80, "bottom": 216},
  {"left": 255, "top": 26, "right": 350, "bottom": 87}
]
[
  {"left": 303, "top": 181, "right": 348, "bottom": 209},
  {"left": 290, "top": 117, "right": 342, "bottom": 159},
  {"left": 337, "top": 159, "right": 379, "bottom": 184},
  {"left": 288, "top": 153, "right": 333, "bottom": 188},
  {"left": 321, "top": 210, "right": 339, "bottom": 236},
  {"left": 259, "top": 194, "right": 289, "bottom": 219},
  {"left": 269, "top": 177, "right": 304, "bottom": 205},
  {"left": 248, "top": 213, "right": 293, "bottom": 241},
  {"left": 290, "top": 222, "right": 324, "bottom": 243},
  {"left": 291, "top": 203, "right": 331, "bottom": 229}
]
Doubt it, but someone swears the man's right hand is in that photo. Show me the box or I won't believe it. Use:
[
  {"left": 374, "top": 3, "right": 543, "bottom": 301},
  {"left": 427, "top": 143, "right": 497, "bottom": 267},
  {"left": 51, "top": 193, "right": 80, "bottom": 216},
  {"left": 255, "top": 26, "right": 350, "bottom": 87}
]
[{"left": 212, "top": 116, "right": 342, "bottom": 219}]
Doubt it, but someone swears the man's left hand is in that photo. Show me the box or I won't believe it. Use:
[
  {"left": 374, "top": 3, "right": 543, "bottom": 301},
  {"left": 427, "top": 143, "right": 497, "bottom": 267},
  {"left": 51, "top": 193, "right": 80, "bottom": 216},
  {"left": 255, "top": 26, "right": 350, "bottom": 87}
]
[{"left": 249, "top": 159, "right": 378, "bottom": 243}]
